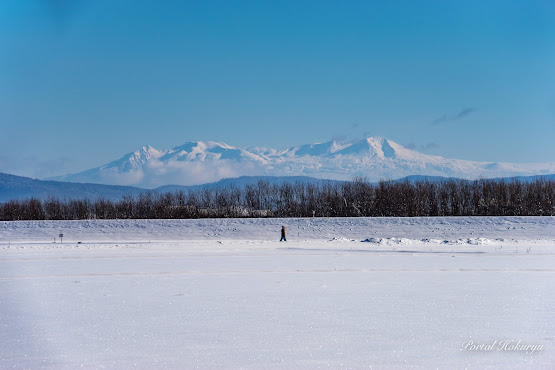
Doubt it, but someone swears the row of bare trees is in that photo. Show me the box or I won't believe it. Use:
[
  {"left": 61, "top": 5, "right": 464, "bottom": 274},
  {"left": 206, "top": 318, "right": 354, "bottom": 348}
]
[{"left": 1, "top": 177, "right": 553, "bottom": 221}]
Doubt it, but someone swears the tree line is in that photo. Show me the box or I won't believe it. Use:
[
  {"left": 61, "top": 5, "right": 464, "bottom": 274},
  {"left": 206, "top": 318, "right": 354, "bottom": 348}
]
[{"left": 1, "top": 177, "right": 554, "bottom": 221}]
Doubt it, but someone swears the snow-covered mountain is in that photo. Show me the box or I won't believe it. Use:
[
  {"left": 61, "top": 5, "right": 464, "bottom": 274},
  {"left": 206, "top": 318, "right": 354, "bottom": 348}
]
[{"left": 50, "top": 137, "right": 555, "bottom": 188}]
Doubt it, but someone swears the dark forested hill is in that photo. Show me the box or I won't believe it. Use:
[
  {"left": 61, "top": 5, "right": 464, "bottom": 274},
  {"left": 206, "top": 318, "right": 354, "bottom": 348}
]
[{"left": 0, "top": 172, "right": 146, "bottom": 202}]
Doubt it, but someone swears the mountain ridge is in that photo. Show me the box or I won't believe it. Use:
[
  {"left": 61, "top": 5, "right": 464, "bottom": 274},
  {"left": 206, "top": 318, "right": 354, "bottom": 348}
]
[
  {"left": 0, "top": 172, "right": 146, "bottom": 202},
  {"left": 49, "top": 137, "right": 555, "bottom": 188}
]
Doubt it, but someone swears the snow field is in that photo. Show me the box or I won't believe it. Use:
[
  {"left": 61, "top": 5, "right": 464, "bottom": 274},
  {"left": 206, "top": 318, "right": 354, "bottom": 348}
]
[{"left": 1, "top": 217, "right": 554, "bottom": 368}]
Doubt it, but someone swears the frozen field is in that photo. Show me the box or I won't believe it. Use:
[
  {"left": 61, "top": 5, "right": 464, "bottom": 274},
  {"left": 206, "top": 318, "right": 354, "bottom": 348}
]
[{"left": 1, "top": 217, "right": 554, "bottom": 368}]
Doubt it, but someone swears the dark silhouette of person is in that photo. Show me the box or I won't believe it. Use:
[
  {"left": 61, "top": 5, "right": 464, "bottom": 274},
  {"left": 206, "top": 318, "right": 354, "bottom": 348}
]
[{"left": 280, "top": 226, "right": 286, "bottom": 241}]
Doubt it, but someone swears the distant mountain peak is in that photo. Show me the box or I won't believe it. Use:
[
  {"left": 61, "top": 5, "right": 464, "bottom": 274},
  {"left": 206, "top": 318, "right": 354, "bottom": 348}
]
[
  {"left": 136, "top": 145, "right": 165, "bottom": 158},
  {"left": 286, "top": 139, "right": 350, "bottom": 157},
  {"left": 49, "top": 136, "right": 555, "bottom": 188},
  {"left": 324, "top": 137, "right": 405, "bottom": 159}
]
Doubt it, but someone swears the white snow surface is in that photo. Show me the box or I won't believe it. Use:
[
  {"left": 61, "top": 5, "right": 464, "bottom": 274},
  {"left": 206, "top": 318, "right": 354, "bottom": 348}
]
[
  {"left": 1, "top": 217, "right": 554, "bottom": 368},
  {"left": 51, "top": 137, "right": 555, "bottom": 187}
]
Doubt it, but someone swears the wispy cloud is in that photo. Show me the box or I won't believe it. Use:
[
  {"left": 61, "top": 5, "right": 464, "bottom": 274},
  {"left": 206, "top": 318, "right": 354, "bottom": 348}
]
[
  {"left": 331, "top": 134, "right": 347, "bottom": 143},
  {"left": 331, "top": 123, "right": 373, "bottom": 144},
  {"left": 423, "top": 142, "right": 439, "bottom": 150},
  {"left": 431, "top": 107, "right": 477, "bottom": 126},
  {"left": 362, "top": 130, "right": 372, "bottom": 138},
  {"left": 406, "top": 142, "right": 439, "bottom": 152},
  {"left": 72, "top": 159, "right": 267, "bottom": 188}
]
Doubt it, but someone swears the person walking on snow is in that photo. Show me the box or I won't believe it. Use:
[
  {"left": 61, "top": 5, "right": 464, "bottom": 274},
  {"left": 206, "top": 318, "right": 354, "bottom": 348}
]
[{"left": 280, "top": 226, "right": 286, "bottom": 242}]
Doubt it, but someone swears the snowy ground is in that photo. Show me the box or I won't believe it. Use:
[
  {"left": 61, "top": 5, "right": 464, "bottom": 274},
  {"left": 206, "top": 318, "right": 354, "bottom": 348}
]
[{"left": 1, "top": 217, "right": 554, "bottom": 369}]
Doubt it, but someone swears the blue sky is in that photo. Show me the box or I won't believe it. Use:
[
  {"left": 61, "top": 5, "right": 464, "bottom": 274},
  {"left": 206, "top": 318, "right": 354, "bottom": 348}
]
[{"left": 1, "top": 0, "right": 554, "bottom": 179}]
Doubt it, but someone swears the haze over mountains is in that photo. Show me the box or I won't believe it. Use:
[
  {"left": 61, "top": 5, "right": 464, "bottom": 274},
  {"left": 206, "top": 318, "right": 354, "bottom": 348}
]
[
  {"left": 50, "top": 137, "right": 555, "bottom": 189},
  {"left": 0, "top": 173, "right": 338, "bottom": 202}
]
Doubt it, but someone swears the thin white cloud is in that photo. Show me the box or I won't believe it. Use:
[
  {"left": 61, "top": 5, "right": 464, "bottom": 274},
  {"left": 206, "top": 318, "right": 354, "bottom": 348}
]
[
  {"left": 431, "top": 108, "right": 477, "bottom": 126},
  {"left": 94, "top": 159, "right": 267, "bottom": 188}
]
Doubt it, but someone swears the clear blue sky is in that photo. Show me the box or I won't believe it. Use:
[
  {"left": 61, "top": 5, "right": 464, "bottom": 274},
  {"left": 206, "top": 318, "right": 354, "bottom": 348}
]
[{"left": 1, "top": 0, "right": 554, "bottom": 179}]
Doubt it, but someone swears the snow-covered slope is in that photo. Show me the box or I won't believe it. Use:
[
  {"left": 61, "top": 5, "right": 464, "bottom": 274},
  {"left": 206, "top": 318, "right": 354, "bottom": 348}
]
[{"left": 50, "top": 137, "right": 555, "bottom": 188}]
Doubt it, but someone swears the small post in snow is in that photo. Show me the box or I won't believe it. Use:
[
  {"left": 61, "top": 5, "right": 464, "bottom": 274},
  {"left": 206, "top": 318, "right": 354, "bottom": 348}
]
[
  {"left": 298, "top": 217, "right": 300, "bottom": 242},
  {"left": 59, "top": 231, "right": 64, "bottom": 243}
]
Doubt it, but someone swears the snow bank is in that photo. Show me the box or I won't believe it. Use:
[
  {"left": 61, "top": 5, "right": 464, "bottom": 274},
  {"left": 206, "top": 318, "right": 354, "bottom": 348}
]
[
  {"left": 2, "top": 216, "right": 553, "bottom": 254},
  {"left": 1, "top": 216, "right": 554, "bottom": 243}
]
